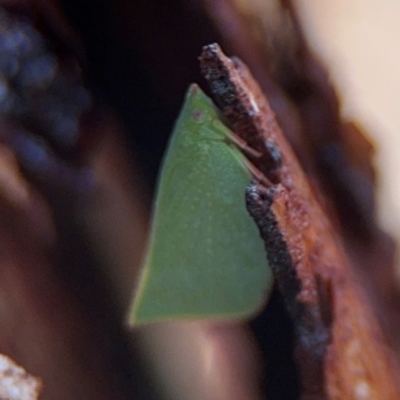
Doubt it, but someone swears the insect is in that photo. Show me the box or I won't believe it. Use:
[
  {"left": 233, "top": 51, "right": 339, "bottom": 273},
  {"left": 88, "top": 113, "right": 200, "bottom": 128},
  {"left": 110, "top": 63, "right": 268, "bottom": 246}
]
[{"left": 129, "top": 84, "right": 273, "bottom": 324}]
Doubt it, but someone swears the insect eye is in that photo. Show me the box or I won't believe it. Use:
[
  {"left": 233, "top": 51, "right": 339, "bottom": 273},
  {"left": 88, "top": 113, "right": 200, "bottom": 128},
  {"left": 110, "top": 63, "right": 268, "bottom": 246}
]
[{"left": 191, "top": 109, "right": 206, "bottom": 123}]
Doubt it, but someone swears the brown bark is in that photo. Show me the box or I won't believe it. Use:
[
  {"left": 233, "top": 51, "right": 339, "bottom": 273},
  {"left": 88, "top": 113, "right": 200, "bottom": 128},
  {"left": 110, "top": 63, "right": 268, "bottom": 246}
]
[{"left": 200, "top": 43, "right": 400, "bottom": 399}]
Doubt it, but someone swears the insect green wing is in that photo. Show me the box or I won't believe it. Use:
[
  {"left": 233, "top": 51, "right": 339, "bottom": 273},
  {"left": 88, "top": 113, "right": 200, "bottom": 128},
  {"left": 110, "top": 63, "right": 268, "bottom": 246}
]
[{"left": 129, "top": 84, "right": 273, "bottom": 324}]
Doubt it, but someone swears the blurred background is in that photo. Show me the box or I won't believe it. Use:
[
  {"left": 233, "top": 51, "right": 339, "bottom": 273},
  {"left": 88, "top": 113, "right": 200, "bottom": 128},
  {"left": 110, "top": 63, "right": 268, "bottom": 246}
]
[
  {"left": 0, "top": 0, "right": 400, "bottom": 399},
  {"left": 296, "top": 0, "right": 400, "bottom": 260}
]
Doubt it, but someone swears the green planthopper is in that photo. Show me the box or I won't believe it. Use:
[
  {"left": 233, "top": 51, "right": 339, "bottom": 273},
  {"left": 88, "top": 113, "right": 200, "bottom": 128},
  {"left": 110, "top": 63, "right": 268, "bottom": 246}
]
[{"left": 129, "top": 84, "right": 273, "bottom": 324}]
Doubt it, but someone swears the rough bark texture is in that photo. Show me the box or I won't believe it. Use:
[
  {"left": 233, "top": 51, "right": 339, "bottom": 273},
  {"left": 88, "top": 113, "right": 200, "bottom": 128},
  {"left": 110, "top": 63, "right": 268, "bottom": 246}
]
[
  {"left": 200, "top": 43, "right": 400, "bottom": 399},
  {"left": 201, "top": 0, "right": 378, "bottom": 242},
  {"left": 0, "top": 0, "right": 399, "bottom": 398}
]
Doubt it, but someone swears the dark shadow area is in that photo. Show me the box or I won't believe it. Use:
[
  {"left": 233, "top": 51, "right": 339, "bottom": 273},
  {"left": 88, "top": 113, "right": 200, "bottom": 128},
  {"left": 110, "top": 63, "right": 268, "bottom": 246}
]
[{"left": 251, "top": 287, "right": 300, "bottom": 399}]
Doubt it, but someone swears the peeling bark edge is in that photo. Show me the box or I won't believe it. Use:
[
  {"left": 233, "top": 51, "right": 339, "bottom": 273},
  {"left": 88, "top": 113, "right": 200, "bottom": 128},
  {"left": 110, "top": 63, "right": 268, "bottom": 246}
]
[{"left": 246, "top": 182, "right": 328, "bottom": 399}]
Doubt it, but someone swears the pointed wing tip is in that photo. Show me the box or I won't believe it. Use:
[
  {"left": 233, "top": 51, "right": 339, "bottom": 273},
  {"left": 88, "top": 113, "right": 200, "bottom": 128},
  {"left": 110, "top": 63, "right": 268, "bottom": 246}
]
[{"left": 128, "top": 298, "right": 157, "bottom": 326}]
